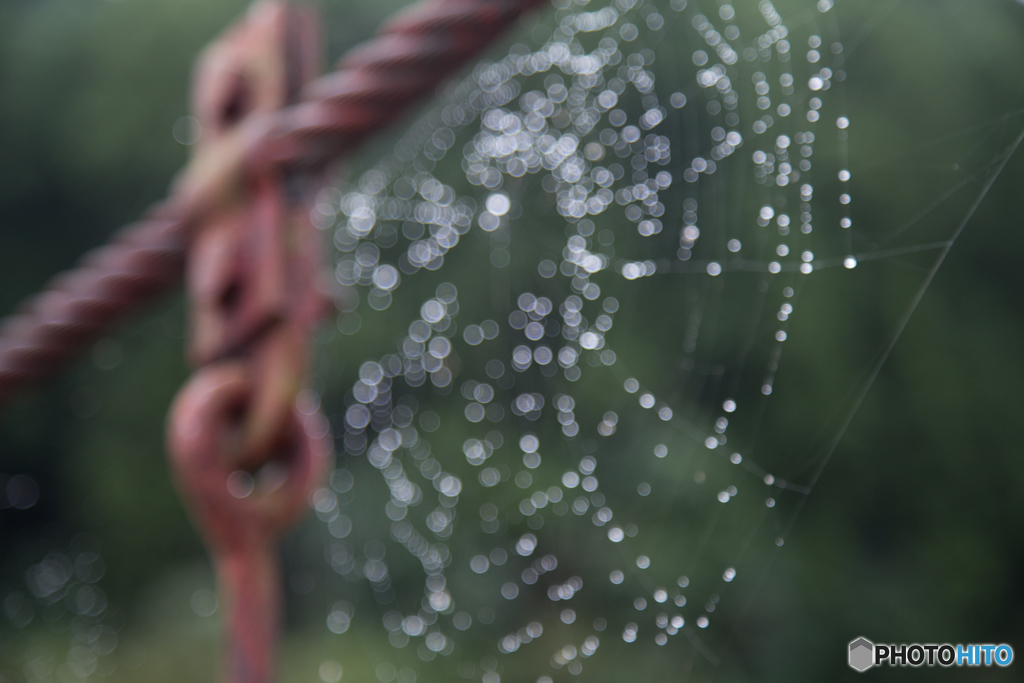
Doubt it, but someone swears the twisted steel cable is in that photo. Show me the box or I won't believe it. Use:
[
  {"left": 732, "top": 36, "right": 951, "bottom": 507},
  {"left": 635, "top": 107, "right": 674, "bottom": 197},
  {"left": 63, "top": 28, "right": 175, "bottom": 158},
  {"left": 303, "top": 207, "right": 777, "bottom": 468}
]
[
  {"left": 0, "top": 0, "right": 548, "bottom": 405},
  {"left": 0, "top": 203, "right": 189, "bottom": 405}
]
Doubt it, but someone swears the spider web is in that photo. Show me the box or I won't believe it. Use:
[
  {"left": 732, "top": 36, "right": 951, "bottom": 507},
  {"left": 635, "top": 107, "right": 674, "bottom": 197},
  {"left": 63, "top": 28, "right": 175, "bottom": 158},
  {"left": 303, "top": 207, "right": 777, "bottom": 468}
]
[
  {"left": 287, "top": 1, "right": 1024, "bottom": 681},
  {"left": 2, "top": 1, "right": 1023, "bottom": 681}
]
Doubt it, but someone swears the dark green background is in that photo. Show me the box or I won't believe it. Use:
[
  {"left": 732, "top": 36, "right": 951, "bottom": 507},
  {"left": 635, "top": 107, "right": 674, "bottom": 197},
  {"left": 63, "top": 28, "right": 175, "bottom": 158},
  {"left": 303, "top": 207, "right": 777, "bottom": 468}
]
[{"left": 2, "top": 0, "right": 1023, "bottom": 681}]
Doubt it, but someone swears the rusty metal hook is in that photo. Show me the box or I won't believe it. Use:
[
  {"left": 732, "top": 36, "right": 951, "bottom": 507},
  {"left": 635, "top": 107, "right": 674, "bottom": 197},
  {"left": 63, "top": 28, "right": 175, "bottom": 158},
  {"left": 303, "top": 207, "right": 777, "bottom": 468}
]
[{"left": 167, "top": 363, "right": 331, "bottom": 683}]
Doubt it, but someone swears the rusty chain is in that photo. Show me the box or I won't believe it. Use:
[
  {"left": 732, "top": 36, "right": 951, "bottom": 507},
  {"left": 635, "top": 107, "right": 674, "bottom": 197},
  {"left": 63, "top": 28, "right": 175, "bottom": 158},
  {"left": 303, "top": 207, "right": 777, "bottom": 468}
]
[
  {"left": 0, "top": 0, "right": 548, "bottom": 405},
  {"left": 164, "top": 6, "right": 333, "bottom": 682}
]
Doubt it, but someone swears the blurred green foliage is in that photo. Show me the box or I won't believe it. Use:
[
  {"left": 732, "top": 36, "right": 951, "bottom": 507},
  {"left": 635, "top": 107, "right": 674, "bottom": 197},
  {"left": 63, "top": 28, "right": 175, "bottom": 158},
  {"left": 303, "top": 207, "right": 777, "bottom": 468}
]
[{"left": 2, "top": 0, "right": 1024, "bottom": 682}]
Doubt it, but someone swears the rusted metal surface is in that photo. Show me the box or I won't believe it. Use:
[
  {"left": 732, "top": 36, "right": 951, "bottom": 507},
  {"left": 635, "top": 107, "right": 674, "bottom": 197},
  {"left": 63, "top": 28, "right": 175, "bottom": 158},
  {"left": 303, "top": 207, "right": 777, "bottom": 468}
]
[
  {"left": 165, "top": 4, "right": 333, "bottom": 682},
  {"left": 0, "top": 0, "right": 548, "bottom": 405},
  {"left": 168, "top": 364, "right": 332, "bottom": 682}
]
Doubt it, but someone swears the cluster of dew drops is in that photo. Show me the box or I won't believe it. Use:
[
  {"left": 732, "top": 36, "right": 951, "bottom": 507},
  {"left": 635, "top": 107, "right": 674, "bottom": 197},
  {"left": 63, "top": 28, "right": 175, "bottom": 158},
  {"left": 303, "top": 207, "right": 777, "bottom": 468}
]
[{"left": 307, "top": 0, "right": 857, "bottom": 681}]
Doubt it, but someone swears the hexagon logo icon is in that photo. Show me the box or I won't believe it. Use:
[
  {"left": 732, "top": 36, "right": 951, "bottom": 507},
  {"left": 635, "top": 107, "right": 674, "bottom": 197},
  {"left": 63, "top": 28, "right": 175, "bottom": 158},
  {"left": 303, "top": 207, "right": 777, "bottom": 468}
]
[{"left": 849, "top": 637, "right": 874, "bottom": 672}]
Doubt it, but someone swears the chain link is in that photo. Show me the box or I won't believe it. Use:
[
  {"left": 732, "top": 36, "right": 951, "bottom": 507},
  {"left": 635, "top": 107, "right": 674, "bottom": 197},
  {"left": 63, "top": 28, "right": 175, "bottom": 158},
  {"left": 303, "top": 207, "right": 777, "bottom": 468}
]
[{"left": 165, "top": 5, "right": 332, "bottom": 682}]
